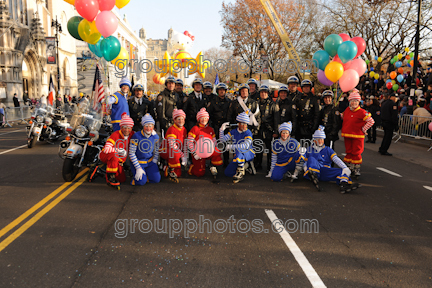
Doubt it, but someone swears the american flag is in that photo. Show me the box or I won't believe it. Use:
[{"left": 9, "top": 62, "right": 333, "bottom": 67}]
[{"left": 92, "top": 64, "right": 105, "bottom": 111}]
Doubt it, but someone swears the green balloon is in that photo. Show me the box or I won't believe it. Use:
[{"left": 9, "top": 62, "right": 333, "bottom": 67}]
[
  {"left": 365, "top": 59, "right": 370, "bottom": 65},
  {"left": 392, "top": 84, "right": 399, "bottom": 91},
  {"left": 67, "top": 16, "right": 84, "bottom": 41},
  {"left": 323, "top": 34, "right": 343, "bottom": 57},
  {"left": 101, "top": 36, "right": 121, "bottom": 62},
  {"left": 409, "top": 52, "right": 415, "bottom": 58},
  {"left": 390, "top": 59, "right": 395, "bottom": 64}
]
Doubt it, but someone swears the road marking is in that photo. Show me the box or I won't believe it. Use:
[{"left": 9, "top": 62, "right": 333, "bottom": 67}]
[
  {"left": 0, "top": 168, "right": 88, "bottom": 239},
  {"left": 265, "top": 209, "right": 326, "bottom": 288},
  {"left": 0, "top": 145, "right": 27, "bottom": 155},
  {"left": 0, "top": 129, "right": 25, "bottom": 136},
  {"left": 0, "top": 173, "right": 88, "bottom": 253},
  {"left": 376, "top": 167, "right": 402, "bottom": 178},
  {"left": 424, "top": 186, "right": 432, "bottom": 192}
]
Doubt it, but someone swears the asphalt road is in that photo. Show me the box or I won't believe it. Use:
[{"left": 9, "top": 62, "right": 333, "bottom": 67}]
[{"left": 0, "top": 126, "right": 431, "bottom": 288}]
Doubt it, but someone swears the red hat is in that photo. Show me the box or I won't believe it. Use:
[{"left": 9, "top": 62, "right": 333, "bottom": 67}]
[
  {"left": 196, "top": 108, "right": 209, "bottom": 121},
  {"left": 120, "top": 112, "right": 134, "bottom": 128},
  {"left": 172, "top": 109, "right": 186, "bottom": 120},
  {"left": 348, "top": 91, "right": 361, "bottom": 101}
]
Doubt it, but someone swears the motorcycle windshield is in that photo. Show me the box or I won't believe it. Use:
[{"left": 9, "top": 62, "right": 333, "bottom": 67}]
[{"left": 70, "top": 98, "right": 102, "bottom": 132}]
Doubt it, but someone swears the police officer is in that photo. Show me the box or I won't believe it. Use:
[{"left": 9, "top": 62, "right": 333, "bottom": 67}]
[
  {"left": 295, "top": 79, "right": 320, "bottom": 141},
  {"left": 183, "top": 78, "right": 210, "bottom": 130},
  {"left": 203, "top": 81, "right": 217, "bottom": 102},
  {"left": 248, "top": 78, "right": 260, "bottom": 101},
  {"left": 255, "top": 84, "right": 278, "bottom": 173},
  {"left": 174, "top": 78, "right": 188, "bottom": 110},
  {"left": 275, "top": 85, "right": 297, "bottom": 136},
  {"left": 156, "top": 76, "right": 178, "bottom": 133},
  {"left": 319, "top": 90, "right": 341, "bottom": 149},
  {"left": 128, "top": 84, "right": 155, "bottom": 132},
  {"left": 287, "top": 76, "right": 302, "bottom": 104},
  {"left": 208, "top": 83, "right": 231, "bottom": 167},
  {"left": 379, "top": 93, "right": 398, "bottom": 156},
  {"left": 227, "top": 83, "right": 259, "bottom": 136}
]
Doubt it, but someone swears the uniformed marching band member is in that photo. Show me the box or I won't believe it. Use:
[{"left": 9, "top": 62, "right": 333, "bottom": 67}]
[
  {"left": 302, "top": 126, "right": 360, "bottom": 193},
  {"left": 107, "top": 77, "right": 131, "bottom": 132},
  {"left": 183, "top": 78, "right": 210, "bottom": 131},
  {"left": 219, "top": 112, "right": 256, "bottom": 183},
  {"left": 159, "top": 109, "right": 188, "bottom": 183},
  {"left": 275, "top": 85, "right": 298, "bottom": 138},
  {"left": 174, "top": 78, "right": 188, "bottom": 110},
  {"left": 295, "top": 79, "right": 320, "bottom": 141},
  {"left": 255, "top": 84, "right": 279, "bottom": 173},
  {"left": 187, "top": 108, "right": 223, "bottom": 177},
  {"left": 319, "top": 90, "right": 341, "bottom": 149},
  {"left": 96, "top": 113, "right": 135, "bottom": 189},
  {"left": 341, "top": 90, "right": 375, "bottom": 177},
  {"left": 207, "top": 83, "right": 231, "bottom": 167},
  {"left": 227, "top": 83, "right": 259, "bottom": 136},
  {"left": 203, "top": 81, "right": 217, "bottom": 102},
  {"left": 286, "top": 76, "right": 302, "bottom": 105},
  {"left": 128, "top": 84, "right": 154, "bottom": 132},
  {"left": 247, "top": 78, "right": 260, "bottom": 101},
  {"left": 267, "top": 122, "right": 301, "bottom": 182},
  {"left": 129, "top": 114, "right": 161, "bottom": 186},
  {"left": 156, "top": 76, "right": 178, "bottom": 134}
]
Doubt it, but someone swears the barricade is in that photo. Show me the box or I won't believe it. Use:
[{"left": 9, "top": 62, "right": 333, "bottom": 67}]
[{"left": 396, "top": 114, "right": 432, "bottom": 151}]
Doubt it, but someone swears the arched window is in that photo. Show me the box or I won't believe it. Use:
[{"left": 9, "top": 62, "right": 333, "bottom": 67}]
[{"left": 63, "top": 58, "right": 69, "bottom": 80}]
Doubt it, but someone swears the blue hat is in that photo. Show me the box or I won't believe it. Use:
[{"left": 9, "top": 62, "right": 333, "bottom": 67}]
[
  {"left": 203, "top": 81, "right": 213, "bottom": 89},
  {"left": 176, "top": 78, "right": 184, "bottom": 86},
  {"left": 119, "top": 77, "right": 131, "bottom": 88},
  {"left": 301, "top": 79, "right": 313, "bottom": 87},
  {"left": 247, "top": 78, "right": 258, "bottom": 86},
  {"left": 258, "top": 85, "right": 270, "bottom": 93},
  {"left": 279, "top": 122, "right": 292, "bottom": 133},
  {"left": 133, "top": 84, "right": 144, "bottom": 91},
  {"left": 239, "top": 83, "right": 250, "bottom": 91},
  {"left": 216, "top": 83, "right": 228, "bottom": 91},
  {"left": 312, "top": 125, "right": 326, "bottom": 139},
  {"left": 236, "top": 112, "right": 250, "bottom": 124},
  {"left": 165, "top": 76, "right": 176, "bottom": 86},
  {"left": 287, "top": 76, "right": 299, "bottom": 85},
  {"left": 321, "top": 90, "right": 334, "bottom": 99},
  {"left": 141, "top": 113, "right": 155, "bottom": 126},
  {"left": 279, "top": 85, "right": 288, "bottom": 92},
  {"left": 192, "top": 78, "right": 203, "bottom": 87}
]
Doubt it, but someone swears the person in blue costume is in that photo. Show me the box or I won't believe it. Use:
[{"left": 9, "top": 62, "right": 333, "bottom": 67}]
[
  {"left": 302, "top": 125, "right": 360, "bottom": 193},
  {"left": 219, "top": 112, "right": 256, "bottom": 183},
  {"left": 129, "top": 114, "right": 161, "bottom": 186},
  {"left": 108, "top": 77, "right": 131, "bottom": 131},
  {"left": 267, "top": 122, "right": 302, "bottom": 182}
]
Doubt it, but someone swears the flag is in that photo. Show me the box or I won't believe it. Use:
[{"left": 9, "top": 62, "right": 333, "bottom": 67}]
[
  {"left": 48, "top": 75, "right": 55, "bottom": 106},
  {"left": 92, "top": 64, "right": 105, "bottom": 111},
  {"left": 214, "top": 73, "right": 220, "bottom": 86}
]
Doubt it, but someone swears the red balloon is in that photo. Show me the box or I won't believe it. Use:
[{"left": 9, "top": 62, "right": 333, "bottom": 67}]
[
  {"left": 75, "top": 0, "right": 99, "bottom": 22},
  {"left": 339, "top": 33, "right": 351, "bottom": 42},
  {"left": 350, "top": 36, "right": 366, "bottom": 59},
  {"left": 333, "top": 54, "right": 343, "bottom": 64},
  {"left": 386, "top": 82, "right": 393, "bottom": 89},
  {"left": 98, "top": 0, "right": 115, "bottom": 11}
]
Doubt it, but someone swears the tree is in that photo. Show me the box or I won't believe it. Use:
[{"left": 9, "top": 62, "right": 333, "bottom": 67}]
[{"left": 202, "top": 47, "right": 233, "bottom": 85}]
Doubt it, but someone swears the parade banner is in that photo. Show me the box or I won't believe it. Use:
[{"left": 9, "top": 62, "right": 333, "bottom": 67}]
[{"left": 46, "top": 37, "right": 56, "bottom": 65}]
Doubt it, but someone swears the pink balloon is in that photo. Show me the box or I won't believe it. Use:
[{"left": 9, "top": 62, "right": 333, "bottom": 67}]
[
  {"left": 339, "top": 33, "right": 351, "bottom": 42},
  {"left": 75, "top": 0, "right": 99, "bottom": 22},
  {"left": 98, "top": 0, "right": 115, "bottom": 11},
  {"left": 96, "top": 11, "right": 118, "bottom": 37},
  {"left": 339, "top": 69, "right": 360, "bottom": 92},
  {"left": 349, "top": 59, "right": 367, "bottom": 77},
  {"left": 195, "top": 138, "right": 215, "bottom": 159},
  {"left": 429, "top": 122, "right": 432, "bottom": 132},
  {"left": 351, "top": 36, "right": 366, "bottom": 58}
]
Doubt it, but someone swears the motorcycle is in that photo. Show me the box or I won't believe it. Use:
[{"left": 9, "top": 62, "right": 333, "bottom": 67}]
[
  {"left": 27, "top": 104, "right": 68, "bottom": 148},
  {"left": 59, "top": 98, "right": 109, "bottom": 182}
]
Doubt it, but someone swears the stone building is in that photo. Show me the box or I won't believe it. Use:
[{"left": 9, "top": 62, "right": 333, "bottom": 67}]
[{"left": 140, "top": 27, "right": 174, "bottom": 62}]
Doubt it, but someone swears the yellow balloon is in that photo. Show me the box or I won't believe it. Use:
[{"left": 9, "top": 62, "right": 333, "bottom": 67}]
[
  {"left": 374, "top": 74, "right": 379, "bottom": 80},
  {"left": 377, "top": 57, "right": 382, "bottom": 63},
  {"left": 111, "top": 47, "right": 129, "bottom": 68},
  {"left": 405, "top": 47, "right": 410, "bottom": 53},
  {"left": 78, "top": 19, "right": 101, "bottom": 45},
  {"left": 392, "top": 80, "right": 396, "bottom": 85},
  {"left": 115, "top": 0, "right": 130, "bottom": 9},
  {"left": 324, "top": 61, "right": 344, "bottom": 83},
  {"left": 64, "top": 0, "right": 75, "bottom": 4},
  {"left": 397, "top": 53, "right": 403, "bottom": 60},
  {"left": 369, "top": 71, "right": 375, "bottom": 78}
]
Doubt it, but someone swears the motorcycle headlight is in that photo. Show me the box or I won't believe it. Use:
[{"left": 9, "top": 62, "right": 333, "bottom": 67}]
[
  {"left": 45, "top": 118, "right": 52, "bottom": 126},
  {"left": 36, "top": 115, "right": 44, "bottom": 123},
  {"left": 75, "top": 125, "right": 88, "bottom": 138}
]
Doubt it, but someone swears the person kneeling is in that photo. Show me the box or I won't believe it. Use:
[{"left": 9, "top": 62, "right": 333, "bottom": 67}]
[
  {"left": 129, "top": 114, "right": 161, "bottom": 186},
  {"left": 303, "top": 126, "right": 360, "bottom": 193},
  {"left": 219, "top": 112, "right": 255, "bottom": 183}
]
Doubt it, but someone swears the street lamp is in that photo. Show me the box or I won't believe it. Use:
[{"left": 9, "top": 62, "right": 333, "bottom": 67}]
[
  {"left": 409, "top": 0, "right": 422, "bottom": 114},
  {"left": 52, "top": 16, "right": 62, "bottom": 95}
]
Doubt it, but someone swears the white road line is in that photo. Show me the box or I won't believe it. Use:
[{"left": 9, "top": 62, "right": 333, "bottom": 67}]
[
  {"left": 0, "top": 145, "right": 27, "bottom": 155},
  {"left": 265, "top": 209, "right": 326, "bottom": 288},
  {"left": 0, "top": 129, "right": 25, "bottom": 136},
  {"left": 376, "top": 167, "right": 402, "bottom": 178},
  {"left": 424, "top": 186, "right": 432, "bottom": 192}
]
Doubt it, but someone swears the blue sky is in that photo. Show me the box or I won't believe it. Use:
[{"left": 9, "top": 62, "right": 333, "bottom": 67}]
[{"left": 116, "top": 0, "right": 234, "bottom": 56}]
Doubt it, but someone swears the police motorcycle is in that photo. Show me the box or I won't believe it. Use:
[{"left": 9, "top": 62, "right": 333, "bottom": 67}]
[
  {"left": 27, "top": 103, "right": 68, "bottom": 148},
  {"left": 59, "top": 98, "right": 109, "bottom": 182}
]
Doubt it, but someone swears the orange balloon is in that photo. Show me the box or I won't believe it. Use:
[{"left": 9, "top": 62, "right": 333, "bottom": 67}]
[
  {"left": 390, "top": 71, "right": 397, "bottom": 79},
  {"left": 153, "top": 74, "right": 161, "bottom": 84},
  {"left": 406, "top": 55, "right": 411, "bottom": 60},
  {"left": 410, "top": 60, "right": 414, "bottom": 66},
  {"left": 398, "top": 68, "right": 404, "bottom": 74},
  {"left": 159, "top": 77, "right": 166, "bottom": 85}
]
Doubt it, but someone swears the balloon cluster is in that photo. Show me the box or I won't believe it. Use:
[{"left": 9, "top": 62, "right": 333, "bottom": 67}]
[
  {"left": 65, "top": 0, "right": 131, "bottom": 67},
  {"left": 313, "top": 33, "right": 366, "bottom": 92}
]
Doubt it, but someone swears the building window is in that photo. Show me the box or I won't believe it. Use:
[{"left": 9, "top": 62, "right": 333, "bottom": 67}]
[
  {"left": 45, "top": 0, "right": 49, "bottom": 10},
  {"left": 23, "top": 0, "right": 28, "bottom": 25}
]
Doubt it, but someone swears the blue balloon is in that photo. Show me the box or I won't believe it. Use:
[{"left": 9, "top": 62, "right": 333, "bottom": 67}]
[
  {"left": 337, "top": 41, "right": 358, "bottom": 63},
  {"left": 374, "top": 56, "right": 378, "bottom": 60},
  {"left": 370, "top": 67, "right": 374, "bottom": 71},
  {"left": 395, "top": 61, "right": 402, "bottom": 68},
  {"left": 374, "top": 79, "right": 378, "bottom": 84},
  {"left": 386, "top": 79, "right": 392, "bottom": 84},
  {"left": 407, "top": 63, "right": 411, "bottom": 68},
  {"left": 88, "top": 36, "right": 104, "bottom": 58},
  {"left": 312, "top": 50, "right": 330, "bottom": 71},
  {"left": 324, "top": 34, "right": 343, "bottom": 57},
  {"left": 397, "top": 75, "right": 404, "bottom": 83}
]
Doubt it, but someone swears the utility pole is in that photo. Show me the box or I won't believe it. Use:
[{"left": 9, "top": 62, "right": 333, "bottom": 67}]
[
  {"left": 52, "top": 16, "right": 62, "bottom": 95},
  {"left": 408, "top": 0, "right": 422, "bottom": 114}
]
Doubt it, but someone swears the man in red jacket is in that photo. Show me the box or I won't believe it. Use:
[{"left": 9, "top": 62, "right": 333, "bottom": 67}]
[{"left": 341, "top": 90, "right": 375, "bottom": 177}]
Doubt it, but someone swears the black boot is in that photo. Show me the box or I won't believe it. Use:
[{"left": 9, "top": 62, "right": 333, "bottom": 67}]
[
  {"left": 168, "top": 167, "right": 179, "bottom": 183},
  {"left": 107, "top": 173, "right": 120, "bottom": 190},
  {"left": 309, "top": 172, "right": 321, "bottom": 191},
  {"left": 340, "top": 182, "right": 351, "bottom": 194}
]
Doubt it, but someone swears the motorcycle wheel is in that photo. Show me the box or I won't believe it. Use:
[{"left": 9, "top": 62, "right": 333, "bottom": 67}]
[
  {"left": 62, "top": 158, "right": 80, "bottom": 182},
  {"left": 27, "top": 136, "right": 37, "bottom": 148}
]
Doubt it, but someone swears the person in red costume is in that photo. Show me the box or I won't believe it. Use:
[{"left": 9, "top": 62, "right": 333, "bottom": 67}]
[
  {"left": 341, "top": 90, "right": 375, "bottom": 177},
  {"left": 159, "top": 109, "right": 188, "bottom": 183},
  {"left": 187, "top": 108, "right": 223, "bottom": 177}
]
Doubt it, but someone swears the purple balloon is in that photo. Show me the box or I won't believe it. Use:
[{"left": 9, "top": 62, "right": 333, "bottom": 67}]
[{"left": 318, "top": 69, "right": 334, "bottom": 86}]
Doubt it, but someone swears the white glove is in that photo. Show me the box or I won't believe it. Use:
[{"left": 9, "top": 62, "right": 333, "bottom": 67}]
[
  {"left": 220, "top": 122, "right": 230, "bottom": 132},
  {"left": 342, "top": 168, "right": 351, "bottom": 177},
  {"left": 152, "top": 158, "right": 158, "bottom": 164},
  {"left": 135, "top": 168, "right": 145, "bottom": 181},
  {"left": 116, "top": 148, "right": 127, "bottom": 157},
  {"left": 193, "top": 153, "right": 201, "bottom": 160},
  {"left": 299, "top": 147, "right": 307, "bottom": 156},
  {"left": 266, "top": 171, "right": 272, "bottom": 178},
  {"left": 181, "top": 156, "right": 188, "bottom": 166}
]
